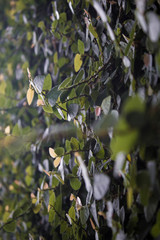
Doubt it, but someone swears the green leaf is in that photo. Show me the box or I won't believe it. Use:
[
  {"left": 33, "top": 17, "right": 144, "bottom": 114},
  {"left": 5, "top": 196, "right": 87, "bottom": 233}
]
[
  {"left": 67, "top": 103, "right": 79, "bottom": 119},
  {"left": 70, "top": 137, "right": 79, "bottom": 150},
  {"left": 101, "top": 96, "right": 111, "bottom": 115},
  {"left": 13, "top": 208, "right": 23, "bottom": 218},
  {"left": 54, "top": 147, "right": 64, "bottom": 156},
  {"left": 49, "top": 209, "right": 55, "bottom": 222},
  {"left": 52, "top": 176, "right": 59, "bottom": 188},
  {"left": 64, "top": 154, "right": 70, "bottom": 165},
  {"left": 58, "top": 57, "right": 69, "bottom": 68},
  {"left": 54, "top": 51, "right": 58, "bottom": 64},
  {"left": 70, "top": 177, "right": 81, "bottom": 190},
  {"left": 12, "top": 124, "right": 21, "bottom": 136},
  {"left": 89, "top": 24, "right": 98, "bottom": 38},
  {"left": 136, "top": 171, "right": 150, "bottom": 206},
  {"left": 42, "top": 104, "right": 53, "bottom": 113},
  {"left": 74, "top": 69, "right": 84, "bottom": 84},
  {"left": 25, "top": 175, "right": 32, "bottom": 186},
  {"left": 68, "top": 206, "right": 76, "bottom": 221},
  {"left": 74, "top": 54, "right": 83, "bottom": 72},
  {"left": 123, "top": 95, "right": 145, "bottom": 114},
  {"left": 96, "top": 146, "right": 105, "bottom": 159},
  {"left": 43, "top": 74, "right": 52, "bottom": 91},
  {"left": 52, "top": 105, "right": 62, "bottom": 119},
  {"left": 155, "top": 49, "right": 160, "bottom": 76},
  {"left": 55, "top": 194, "right": 62, "bottom": 212},
  {"left": 3, "top": 219, "right": 16, "bottom": 233},
  {"left": 33, "top": 75, "right": 45, "bottom": 93},
  {"left": 33, "top": 203, "right": 41, "bottom": 214},
  {"left": 80, "top": 206, "right": 89, "bottom": 225},
  {"left": 111, "top": 118, "right": 139, "bottom": 159},
  {"left": 53, "top": 173, "right": 64, "bottom": 185},
  {"left": 151, "top": 210, "right": 160, "bottom": 238},
  {"left": 52, "top": 20, "right": 58, "bottom": 32},
  {"left": 78, "top": 39, "right": 84, "bottom": 54},
  {"left": 65, "top": 140, "right": 72, "bottom": 152},
  {"left": 60, "top": 221, "right": 68, "bottom": 234},
  {"left": 46, "top": 86, "right": 61, "bottom": 107},
  {"left": 58, "top": 77, "right": 72, "bottom": 90},
  {"left": 49, "top": 191, "right": 56, "bottom": 205},
  {"left": 38, "top": 21, "right": 45, "bottom": 32}
]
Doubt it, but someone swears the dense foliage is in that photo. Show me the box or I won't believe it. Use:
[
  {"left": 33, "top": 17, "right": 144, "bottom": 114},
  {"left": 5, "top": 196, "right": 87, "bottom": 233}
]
[{"left": 0, "top": 0, "right": 160, "bottom": 239}]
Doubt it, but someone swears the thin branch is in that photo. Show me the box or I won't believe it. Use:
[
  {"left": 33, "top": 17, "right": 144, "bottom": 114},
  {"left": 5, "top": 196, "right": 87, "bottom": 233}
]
[
  {"left": 0, "top": 205, "right": 32, "bottom": 231},
  {"left": 58, "top": 94, "right": 90, "bottom": 104},
  {"left": 61, "top": 56, "right": 111, "bottom": 91}
]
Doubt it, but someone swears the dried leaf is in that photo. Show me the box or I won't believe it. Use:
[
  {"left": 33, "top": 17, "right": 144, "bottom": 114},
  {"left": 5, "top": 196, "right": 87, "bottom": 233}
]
[
  {"left": 70, "top": 193, "right": 76, "bottom": 201},
  {"left": 95, "top": 106, "right": 101, "bottom": 117},
  {"left": 27, "top": 87, "right": 34, "bottom": 105},
  {"left": 37, "top": 99, "right": 45, "bottom": 106},
  {"left": 49, "top": 147, "right": 57, "bottom": 158},
  {"left": 90, "top": 218, "right": 96, "bottom": 230},
  {"left": 98, "top": 211, "right": 106, "bottom": 219},
  {"left": 42, "top": 169, "right": 51, "bottom": 177},
  {"left": 54, "top": 157, "right": 61, "bottom": 168},
  {"left": 5, "top": 126, "right": 10, "bottom": 135}
]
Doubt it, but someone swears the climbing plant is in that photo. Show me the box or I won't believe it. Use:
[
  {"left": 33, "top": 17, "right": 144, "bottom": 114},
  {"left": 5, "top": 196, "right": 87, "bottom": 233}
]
[{"left": 0, "top": 0, "right": 160, "bottom": 239}]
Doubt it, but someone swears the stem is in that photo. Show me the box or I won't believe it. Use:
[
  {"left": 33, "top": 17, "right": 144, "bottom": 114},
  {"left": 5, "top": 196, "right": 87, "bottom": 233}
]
[
  {"left": 61, "top": 56, "right": 111, "bottom": 91},
  {"left": 0, "top": 205, "right": 32, "bottom": 231}
]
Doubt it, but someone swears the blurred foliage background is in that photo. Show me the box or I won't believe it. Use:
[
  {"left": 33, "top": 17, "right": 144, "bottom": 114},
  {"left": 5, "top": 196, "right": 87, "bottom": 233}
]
[{"left": 0, "top": 0, "right": 160, "bottom": 239}]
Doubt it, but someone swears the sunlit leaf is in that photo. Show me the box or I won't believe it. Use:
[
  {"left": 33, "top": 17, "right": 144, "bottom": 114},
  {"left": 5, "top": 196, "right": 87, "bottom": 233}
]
[
  {"left": 74, "top": 54, "right": 82, "bottom": 72},
  {"left": 89, "top": 24, "right": 98, "bottom": 38}
]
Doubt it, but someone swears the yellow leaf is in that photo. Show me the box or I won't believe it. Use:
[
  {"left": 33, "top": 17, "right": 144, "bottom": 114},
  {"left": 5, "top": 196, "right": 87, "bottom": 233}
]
[
  {"left": 49, "top": 147, "right": 57, "bottom": 158},
  {"left": 74, "top": 54, "right": 82, "bottom": 72},
  {"left": 127, "top": 187, "right": 133, "bottom": 209},
  {"left": 27, "top": 87, "right": 34, "bottom": 105},
  {"left": 5, "top": 126, "right": 10, "bottom": 135},
  {"left": 37, "top": 99, "right": 45, "bottom": 106},
  {"left": 54, "top": 157, "right": 61, "bottom": 168},
  {"left": 127, "top": 154, "right": 131, "bottom": 162}
]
